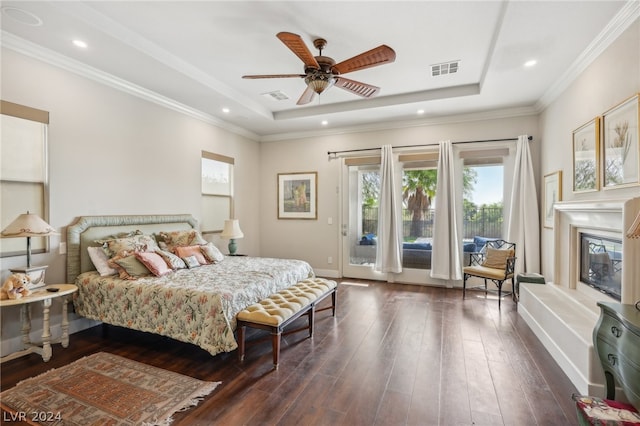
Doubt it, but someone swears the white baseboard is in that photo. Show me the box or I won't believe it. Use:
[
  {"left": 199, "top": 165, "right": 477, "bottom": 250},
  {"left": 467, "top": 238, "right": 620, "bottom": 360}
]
[
  {"left": 313, "top": 268, "right": 340, "bottom": 279},
  {"left": 1, "top": 317, "right": 100, "bottom": 358}
]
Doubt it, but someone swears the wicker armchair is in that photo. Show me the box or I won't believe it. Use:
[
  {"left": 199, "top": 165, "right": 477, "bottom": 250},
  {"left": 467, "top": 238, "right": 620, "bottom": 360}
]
[{"left": 462, "top": 239, "right": 516, "bottom": 308}]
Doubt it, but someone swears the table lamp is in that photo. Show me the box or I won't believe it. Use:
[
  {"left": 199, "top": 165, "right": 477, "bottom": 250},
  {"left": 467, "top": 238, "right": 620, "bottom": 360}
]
[
  {"left": 220, "top": 219, "right": 243, "bottom": 255},
  {"left": 1, "top": 212, "right": 59, "bottom": 289}
]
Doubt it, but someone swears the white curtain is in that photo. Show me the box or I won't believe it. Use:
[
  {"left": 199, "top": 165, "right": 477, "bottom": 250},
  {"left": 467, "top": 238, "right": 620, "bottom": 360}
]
[
  {"left": 375, "top": 145, "right": 403, "bottom": 273},
  {"left": 431, "top": 140, "right": 463, "bottom": 281},
  {"left": 506, "top": 135, "right": 540, "bottom": 275}
]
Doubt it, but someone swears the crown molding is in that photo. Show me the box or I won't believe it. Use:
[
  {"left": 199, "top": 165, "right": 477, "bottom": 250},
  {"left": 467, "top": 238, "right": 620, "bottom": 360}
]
[
  {"left": 536, "top": 0, "right": 640, "bottom": 111},
  {"left": 260, "top": 105, "right": 539, "bottom": 143},
  {"left": 1, "top": 31, "right": 261, "bottom": 142}
]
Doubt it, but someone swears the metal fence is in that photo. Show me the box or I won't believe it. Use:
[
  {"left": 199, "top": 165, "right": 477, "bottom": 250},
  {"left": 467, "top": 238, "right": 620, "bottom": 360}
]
[{"left": 362, "top": 206, "right": 503, "bottom": 240}]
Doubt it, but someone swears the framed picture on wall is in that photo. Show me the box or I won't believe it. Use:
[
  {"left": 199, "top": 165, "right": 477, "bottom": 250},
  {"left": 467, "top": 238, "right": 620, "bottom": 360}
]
[
  {"left": 277, "top": 172, "right": 317, "bottom": 219},
  {"left": 572, "top": 117, "right": 600, "bottom": 193},
  {"left": 543, "top": 171, "right": 562, "bottom": 229},
  {"left": 602, "top": 93, "right": 639, "bottom": 189}
]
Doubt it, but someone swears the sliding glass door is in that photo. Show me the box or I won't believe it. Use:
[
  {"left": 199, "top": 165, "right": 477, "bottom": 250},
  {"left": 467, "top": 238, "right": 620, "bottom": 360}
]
[{"left": 341, "top": 161, "right": 386, "bottom": 281}]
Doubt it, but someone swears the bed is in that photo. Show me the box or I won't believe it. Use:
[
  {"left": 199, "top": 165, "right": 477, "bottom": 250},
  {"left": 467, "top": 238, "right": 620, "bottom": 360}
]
[{"left": 66, "top": 214, "right": 314, "bottom": 356}]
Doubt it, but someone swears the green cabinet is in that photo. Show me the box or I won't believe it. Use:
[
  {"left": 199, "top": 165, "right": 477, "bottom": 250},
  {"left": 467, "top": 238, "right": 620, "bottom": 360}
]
[{"left": 593, "top": 302, "right": 640, "bottom": 410}]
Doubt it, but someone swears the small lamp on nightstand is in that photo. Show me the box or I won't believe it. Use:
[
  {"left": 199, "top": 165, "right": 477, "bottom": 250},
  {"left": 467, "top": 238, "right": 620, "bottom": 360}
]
[
  {"left": 220, "top": 219, "right": 243, "bottom": 255},
  {"left": 1, "top": 211, "right": 59, "bottom": 289}
]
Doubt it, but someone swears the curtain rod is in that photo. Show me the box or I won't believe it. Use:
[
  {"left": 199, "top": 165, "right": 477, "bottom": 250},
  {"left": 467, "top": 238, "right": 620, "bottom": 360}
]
[{"left": 327, "top": 135, "right": 533, "bottom": 157}]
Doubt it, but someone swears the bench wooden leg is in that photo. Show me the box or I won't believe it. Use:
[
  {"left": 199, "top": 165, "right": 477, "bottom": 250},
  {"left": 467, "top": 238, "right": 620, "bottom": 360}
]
[
  {"left": 271, "top": 330, "right": 281, "bottom": 368},
  {"left": 237, "top": 325, "right": 246, "bottom": 361},
  {"left": 308, "top": 308, "right": 314, "bottom": 338},
  {"left": 331, "top": 290, "right": 337, "bottom": 316}
]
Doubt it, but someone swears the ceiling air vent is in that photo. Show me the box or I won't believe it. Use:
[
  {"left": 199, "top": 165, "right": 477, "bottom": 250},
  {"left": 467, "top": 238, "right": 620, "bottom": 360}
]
[
  {"left": 431, "top": 60, "right": 459, "bottom": 77},
  {"left": 262, "top": 90, "right": 290, "bottom": 101}
]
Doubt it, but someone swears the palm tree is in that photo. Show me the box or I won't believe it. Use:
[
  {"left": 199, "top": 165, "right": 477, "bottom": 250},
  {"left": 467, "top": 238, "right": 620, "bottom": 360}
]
[{"left": 402, "top": 168, "right": 477, "bottom": 238}]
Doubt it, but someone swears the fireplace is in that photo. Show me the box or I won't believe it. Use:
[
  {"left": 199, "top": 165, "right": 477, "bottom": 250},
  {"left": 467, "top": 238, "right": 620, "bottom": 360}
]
[
  {"left": 518, "top": 197, "right": 640, "bottom": 396},
  {"left": 580, "top": 233, "right": 623, "bottom": 301}
]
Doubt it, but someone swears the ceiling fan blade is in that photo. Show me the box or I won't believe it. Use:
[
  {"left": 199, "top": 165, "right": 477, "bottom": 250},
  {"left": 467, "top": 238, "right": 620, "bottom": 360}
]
[
  {"left": 332, "top": 45, "right": 396, "bottom": 75},
  {"left": 335, "top": 77, "right": 380, "bottom": 98},
  {"left": 296, "top": 85, "right": 317, "bottom": 105},
  {"left": 242, "top": 74, "right": 306, "bottom": 79},
  {"left": 277, "top": 32, "right": 320, "bottom": 69}
]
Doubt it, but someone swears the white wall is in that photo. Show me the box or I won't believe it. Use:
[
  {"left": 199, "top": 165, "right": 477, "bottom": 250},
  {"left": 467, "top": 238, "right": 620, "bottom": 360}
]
[
  {"left": 539, "top": 18, "right": 640, "bottom": 279},
  {"left": 1, "top": 48, "right": 261, "bottom": 350},
  {"left": 259, "top": 115, "right": 540, "bottom": 277}
]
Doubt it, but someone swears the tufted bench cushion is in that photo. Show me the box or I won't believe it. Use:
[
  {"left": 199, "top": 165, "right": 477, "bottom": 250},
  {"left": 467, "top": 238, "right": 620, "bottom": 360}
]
[
  {"left": 236, "top": 277, "right": 337, "bottom": 367},
  {"left": 237, "top": 278, "right": 336, "bottom": 326}
]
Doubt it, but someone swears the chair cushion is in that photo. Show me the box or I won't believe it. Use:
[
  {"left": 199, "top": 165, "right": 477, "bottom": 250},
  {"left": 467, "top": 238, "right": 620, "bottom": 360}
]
[
  {"left": 463, "top": 265, "right": 513, "bottom": 280},
  {"left": 482, "top": 247, "right": 514, "bottom": 269}
]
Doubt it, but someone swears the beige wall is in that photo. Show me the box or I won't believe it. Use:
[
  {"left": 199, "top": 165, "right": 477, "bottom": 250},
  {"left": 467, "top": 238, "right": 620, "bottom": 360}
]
[
  {"left": 259, "top": 115, "right": 540, "bottom": 277},
  {"left": 1, "top": 48, "right": 261, "bottom": 351},
  {"left": 1, "top": 48, "right": 262, "bottom": 282},
  {"left": 539, "top": 19, "right": 640, "bottom": 278}
]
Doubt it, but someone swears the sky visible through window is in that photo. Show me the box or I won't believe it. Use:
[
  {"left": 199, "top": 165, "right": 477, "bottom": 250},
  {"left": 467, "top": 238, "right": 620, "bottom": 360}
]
[{"left": 470, "top": 165, "right": 503, "bottom": 205}]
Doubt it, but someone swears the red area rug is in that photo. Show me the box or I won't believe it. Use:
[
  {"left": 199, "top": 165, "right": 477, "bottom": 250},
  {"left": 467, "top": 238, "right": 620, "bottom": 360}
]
[{"left": 0, "top": 352, "right": 220, "bottom": 425}]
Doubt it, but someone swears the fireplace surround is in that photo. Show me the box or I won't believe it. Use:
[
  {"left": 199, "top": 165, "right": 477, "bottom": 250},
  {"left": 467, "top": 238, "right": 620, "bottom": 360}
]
[{"left": 519, "top": 197, "right": 640, "bottom": 396}]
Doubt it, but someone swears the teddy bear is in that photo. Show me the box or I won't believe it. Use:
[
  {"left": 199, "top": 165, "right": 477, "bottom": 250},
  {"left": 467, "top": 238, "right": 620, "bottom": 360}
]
[{"left": 0, "top": 273, "right": 32, "bottom": 300}]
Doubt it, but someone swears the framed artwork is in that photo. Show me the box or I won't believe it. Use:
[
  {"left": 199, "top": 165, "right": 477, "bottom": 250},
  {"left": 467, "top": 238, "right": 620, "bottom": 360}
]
[
  {"left": 277, "top": 172, "right": 317, "bottom": 219},
  {"left": 572, "top": 117, "right": 600, "bottom": 193},
  {"left": 602, "top": 93, "right": 639, "bottom": 189},
  {"left": 543, "top": 171, "right": 562, "bottom": 229}
]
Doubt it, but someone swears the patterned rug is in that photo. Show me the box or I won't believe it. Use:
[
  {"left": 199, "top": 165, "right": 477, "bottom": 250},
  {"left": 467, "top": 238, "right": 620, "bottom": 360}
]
[{"left": 0, "top": 352, "right": 220, "bottom": 425}]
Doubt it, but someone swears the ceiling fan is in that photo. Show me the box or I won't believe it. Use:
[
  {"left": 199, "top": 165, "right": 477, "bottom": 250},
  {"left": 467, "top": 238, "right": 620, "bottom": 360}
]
[{"left": 242, "top": 32, "right": 396, "bottom": 105}]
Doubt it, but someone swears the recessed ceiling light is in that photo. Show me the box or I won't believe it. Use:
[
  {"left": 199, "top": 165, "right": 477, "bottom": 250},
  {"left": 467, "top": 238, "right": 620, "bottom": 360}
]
[
  {"left": 524, "top": 59, "right": 537, "bottom": 67},
  {"left": 417, "top": 109, "right": 425, "bottom": 115},
  {"left": 1, "top": 6, "right": 43, "bottom": 26},
  {"left": 72, "top": 40, "right": 88, "bottom": 49},
  {"left": 222, "top": 107, "right": 230, "bottom": 113},
  {"left": 321, "top": 120, "right": 328, "bottom": 126}
]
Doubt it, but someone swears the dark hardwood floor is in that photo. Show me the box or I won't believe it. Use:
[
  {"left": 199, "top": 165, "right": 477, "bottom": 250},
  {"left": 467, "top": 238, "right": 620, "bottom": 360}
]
[{"left": 1, "top": 279, "right": 579, "bottom": 425}]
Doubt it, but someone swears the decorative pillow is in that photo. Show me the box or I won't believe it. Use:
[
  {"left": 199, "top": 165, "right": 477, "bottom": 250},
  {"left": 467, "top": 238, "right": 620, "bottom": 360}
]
[
  {"left": 482, "top": 247, "right": 514, "bottom": 269},
  {"left": 135, "top": 252, "right": 172, "bottom": 277},
  {"left": 155, "top": 230, "right": 207, "bottom": 252},
  {"left": 110, "top": 255, "right": 151, "bottom": 280},
  {"left": 102, "top": 234, "right": 160, "bottom": 259},
  {"left": 174, "top": 245, "right": 209, "bottom": 265},
  {"left": 155, "top": 249, "right": 187, "bottom": 270},
  {"left": 87, "top": 246, "right": 117, "bottom": 276},
  {"left": 94, "top": 230, "right": 142, "bottom": 245},
  {"left": 201, "top": 242, "right": 224, "bottom": 263},
  {"left": 182, "top": 255, "right": 200, "bottom": 269}
]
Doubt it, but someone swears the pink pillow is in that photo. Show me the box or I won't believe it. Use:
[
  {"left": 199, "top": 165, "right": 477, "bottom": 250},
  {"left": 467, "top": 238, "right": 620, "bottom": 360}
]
[
  {"left": 174, "top": 245, "right": 208, "bottom": 265},
  {"left": 135, "top": 251, "right": 172, "bottom": 277}
]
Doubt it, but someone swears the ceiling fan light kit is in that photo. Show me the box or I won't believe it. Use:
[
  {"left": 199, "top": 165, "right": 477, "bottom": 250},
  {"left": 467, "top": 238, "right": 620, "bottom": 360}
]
[{"left": 243, "top": 32, "right": 395, "bottom": 105}]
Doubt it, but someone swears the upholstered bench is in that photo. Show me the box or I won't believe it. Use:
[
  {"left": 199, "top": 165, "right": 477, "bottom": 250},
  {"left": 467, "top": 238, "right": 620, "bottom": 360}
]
[{"left": 236, "top": 277, "right": 337, "bottom": 368}]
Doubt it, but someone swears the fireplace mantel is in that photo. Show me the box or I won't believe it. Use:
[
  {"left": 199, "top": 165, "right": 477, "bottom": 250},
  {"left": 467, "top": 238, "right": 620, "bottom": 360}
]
[
  {"left": 554, "top": 198, "right": 639, "bottom": 304},
  {"left": 519, "top": 197, "right": 640, "bottom": 396}
]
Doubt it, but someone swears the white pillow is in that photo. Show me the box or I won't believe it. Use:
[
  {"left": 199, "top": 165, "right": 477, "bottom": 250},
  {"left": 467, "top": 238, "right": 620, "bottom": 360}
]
[
  {"left": 201, "top": 242, "right": 225, "bottom": 263},
  {"left": 87, "top": 246, "right": 117, "bottom": 276}
]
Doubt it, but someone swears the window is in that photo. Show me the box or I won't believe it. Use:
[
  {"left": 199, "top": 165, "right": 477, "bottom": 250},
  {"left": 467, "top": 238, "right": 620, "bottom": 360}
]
[
  {"left": 0, "top": 101, "right": 49, "bottom": 257},
  {"left": 201, "top": 151, "right": 233, "bottom": 233},
  {"left": 461, "top": 147, "right": 507, "bottom": 250}
]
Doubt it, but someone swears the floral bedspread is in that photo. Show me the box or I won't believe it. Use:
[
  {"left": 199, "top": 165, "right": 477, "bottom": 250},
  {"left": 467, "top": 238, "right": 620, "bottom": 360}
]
[{"left": 73, "top": 257, "right": 314, "bottom": 356}]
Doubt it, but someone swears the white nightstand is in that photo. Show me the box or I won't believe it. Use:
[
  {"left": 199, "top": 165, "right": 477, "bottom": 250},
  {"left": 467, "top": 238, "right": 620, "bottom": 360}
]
[{"left": 0, "top": 284, "right": 78, "bottom": 363}]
